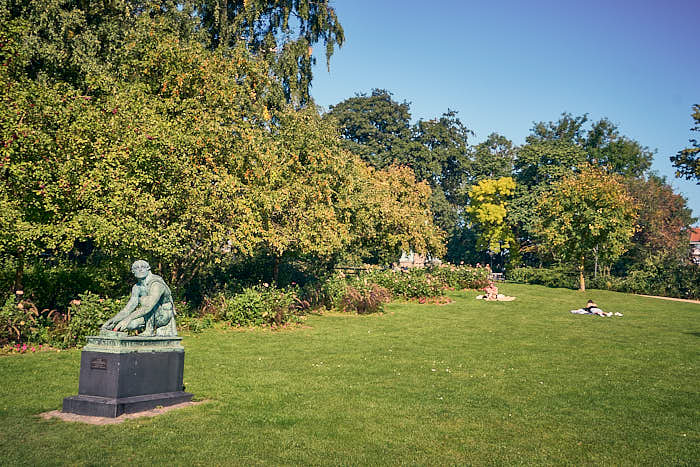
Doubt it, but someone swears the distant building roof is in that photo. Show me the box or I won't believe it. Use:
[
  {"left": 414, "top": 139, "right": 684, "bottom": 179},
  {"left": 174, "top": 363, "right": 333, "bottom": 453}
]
[{"left": 691, "top": 227, "right": 700, "bottom": 244}]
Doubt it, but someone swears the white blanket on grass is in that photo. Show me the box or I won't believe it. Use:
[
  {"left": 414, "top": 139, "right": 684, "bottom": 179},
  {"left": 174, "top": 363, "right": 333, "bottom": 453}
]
[{"left": 570, "top": 308, "right": 623, "bottom": 317}]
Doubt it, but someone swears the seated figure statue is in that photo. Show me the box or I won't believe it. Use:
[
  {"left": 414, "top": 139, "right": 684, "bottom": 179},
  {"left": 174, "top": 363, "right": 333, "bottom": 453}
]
[{"left": 101, "top": 260, "right": 177, "bottom": 336}]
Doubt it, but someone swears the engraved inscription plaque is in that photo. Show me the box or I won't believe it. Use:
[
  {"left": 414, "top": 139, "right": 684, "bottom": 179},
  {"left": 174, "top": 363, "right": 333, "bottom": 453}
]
[{"left": 90, "top": 357, "right": 108, "bottom": 370}]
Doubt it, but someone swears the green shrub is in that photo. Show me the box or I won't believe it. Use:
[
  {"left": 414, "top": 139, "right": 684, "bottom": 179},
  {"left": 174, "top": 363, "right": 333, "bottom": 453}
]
[
  {"left": 616, "top": 259, "right": 699, "bottom": 299},
  {"left": 64, "top": 293, "right": 124, "bottom": 348},
  {"left": 177, "top": 314, "right": 215, "bottom": 334},
  {"left": 220, "top": 284, "right": 301, "bottom": 327},
  {"left": 363, "top": 269, "right": 444, "bottom": 299},
  {"left": 429, "top": 265, "right": 490, "bottom": 290},
  {"left": 507, "top": 267, "right": 578, "bottom": 289},
  {"left": 319, "top": 274, "right": 352, "bottom": 309},
  {"left": 507, "top": 263, "right": 700, "bottom": 300},
  {"left": 0, "top": 295, "right": 55, "bottom": 345},
  {"left": 0, "top": 259, "right": 131, "bottom": 313},
  {"left": 586, "top": 274, "right": 626, "bottom": 292},
  {"left": 340, "top": 281, "right": 392, "bottom": 314}
]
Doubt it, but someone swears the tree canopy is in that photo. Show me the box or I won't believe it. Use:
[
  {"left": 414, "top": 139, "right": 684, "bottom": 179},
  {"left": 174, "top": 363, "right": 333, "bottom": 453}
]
[
  {"left": 0, "top": 2, "right": 442, "bottom": 301},
  {"left": 326, "top": 89, "right": 472, "bottom": 233},
  {"left": 466, "top": 177, "right": 516, "bottom": 254},
  {"left": 671, "top": 104, "right": 700, "bottom": 183},
  {"left": 0, "top": 0, "right": 343, "bottom": 105},
  {"left": 534, "top": 166, "right": 637, "bottom": 290}
]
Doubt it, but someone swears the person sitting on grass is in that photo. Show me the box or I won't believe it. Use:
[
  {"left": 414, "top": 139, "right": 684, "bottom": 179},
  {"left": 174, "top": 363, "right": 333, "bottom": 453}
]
[
  {"left": 483, "top": 281, "right": 499, "bottom": 301},
  {"left": 476, "top": 281, "right": 516, "bottom": 301}
]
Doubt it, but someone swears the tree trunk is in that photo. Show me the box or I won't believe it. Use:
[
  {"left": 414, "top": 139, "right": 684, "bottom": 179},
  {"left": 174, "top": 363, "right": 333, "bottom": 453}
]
[
  {"left": 171, "top": 263, "right": 179, "bottom": 285},
  {"left": 593, "top": 245, "right": 599, "bottom": 279},
  {"left": 579, "top": 256, "right": 586, "bottom": 291},
  {"left": 272, "top": 255, "right": 280, "bottom": 286},
  {"left": 13, "top": 250, "right": 24, "bottom": 292}
]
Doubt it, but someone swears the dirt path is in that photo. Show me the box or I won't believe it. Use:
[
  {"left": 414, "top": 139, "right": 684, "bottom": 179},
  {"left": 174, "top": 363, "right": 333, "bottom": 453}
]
[
  {"left": 39, "top": 400, "right": 207, "bottom": 425},
  {"left": 635, "top": 294, "right": 700, "bottom": 304}
]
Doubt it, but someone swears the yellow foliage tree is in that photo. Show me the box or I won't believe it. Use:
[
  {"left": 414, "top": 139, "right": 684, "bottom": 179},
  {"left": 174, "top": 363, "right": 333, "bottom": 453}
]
[{"left": 466, "top": 177, "right": 516, "bottom": 254}]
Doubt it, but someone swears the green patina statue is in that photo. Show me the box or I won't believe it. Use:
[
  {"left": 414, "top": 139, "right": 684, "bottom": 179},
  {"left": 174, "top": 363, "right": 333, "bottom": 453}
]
[{"left": 101, "top": 260, "right": 177, "bottom": 337}]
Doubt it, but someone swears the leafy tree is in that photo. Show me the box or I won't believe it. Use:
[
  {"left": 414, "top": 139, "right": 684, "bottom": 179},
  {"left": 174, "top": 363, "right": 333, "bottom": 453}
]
[
  {"left": 529, "top": 112, "right": 589, "bottom": 144},
  {"left": 534, "top": 166, "right": 637, "bottom": 291},
  {"left": 411, "top": 110, "right": 471, "bottom": 192},
  {"left": 469, "top": 133, "right": 515, "bottom": 183},
  {"left": 246, "top": 107, "right": 361, "bottom": 281},
  {"left": 466, "top": 177, "right": 516, "bottom": 256},
  {"left": 515, "top": 139, "right": 586, "bottom": 187},
  {"left": 525, "top": 113, "right": 653, "bottom": 178},
  {"left": 195, "top": 0, "right": 344, "bottom": 104},
  {"left": 327, "top": 90, "right": 471, "bottom": 234},
  {"left": 326, "top": 89, "right": 415, "bottom": 169},
  {"left": 510, "top": 139, "right": 587, "bottom": 260},
  {"left": 584, "top": 118, "right": 653, "bottom": 177},
  {"left": 1, "top": 6, "right": 446, "bottom": 303},
  {"left": 671, "top": 104, "right": 700, "bottom": 182},
  {"left": 512, "top": 113, "right": 652, "bottom": 266},
  {"left": 347, "top": 164, "right": 445, "bottom": 265},
  {"left": 618, "top": 175, "right": 696, "bottom": 268},
  {"left": 0, "top": 13, "right": 277, "bottom": 289},
  {"left": 1, "top": 0, "right": 343, "bottom": 105},
  {"left": 411, "top": 111, "right": 471, "bottom": 233}
]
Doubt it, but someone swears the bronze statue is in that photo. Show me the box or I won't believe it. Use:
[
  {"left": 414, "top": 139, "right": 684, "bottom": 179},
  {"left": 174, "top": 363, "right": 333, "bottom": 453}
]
[{"left": 101, "top": 260, "right": 177, "bottom": 336}]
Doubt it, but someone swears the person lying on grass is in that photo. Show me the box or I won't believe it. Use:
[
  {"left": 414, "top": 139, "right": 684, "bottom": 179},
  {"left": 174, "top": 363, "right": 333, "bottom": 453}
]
[
  {"left": 570, "top": 299, "right": 622, "bottom": 317},
  {"left": 584, "top": 299, "right": 603, "bottom": 314}
]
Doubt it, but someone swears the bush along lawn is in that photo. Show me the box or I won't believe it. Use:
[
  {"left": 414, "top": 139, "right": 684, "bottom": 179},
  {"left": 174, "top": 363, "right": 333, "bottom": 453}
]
[
  {"left": 0, "top": 283, "right": 698, "bottom": 465},
  {"left": 0, "top": 265, "right": 491, "bottom": 350}
]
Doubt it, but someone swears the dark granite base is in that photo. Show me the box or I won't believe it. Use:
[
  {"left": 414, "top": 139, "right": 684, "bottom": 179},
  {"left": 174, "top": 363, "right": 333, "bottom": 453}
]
[
  {"left": 62, "top": 337, "right": 192, "bottom": 418},
  {"left": 63, "top": 391, "right": 193, "bottom": 418},
  {"left": 75, "top": 350, "right": 185, "bottom": 399}
]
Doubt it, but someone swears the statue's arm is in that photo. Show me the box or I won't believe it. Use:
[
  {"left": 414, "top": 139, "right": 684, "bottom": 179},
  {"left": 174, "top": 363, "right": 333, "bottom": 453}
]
[
  {"left": 102, "top": 286, "right": 140, "bottom": 329},
  {"left": 123, "top": 282, "right": 164, "bottom": 322}
]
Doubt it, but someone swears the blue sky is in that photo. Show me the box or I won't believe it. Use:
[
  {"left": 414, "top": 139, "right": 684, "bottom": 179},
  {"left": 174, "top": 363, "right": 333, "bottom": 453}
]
[{"left": 310, "top": 0, "right": 699, "bottom": 223}]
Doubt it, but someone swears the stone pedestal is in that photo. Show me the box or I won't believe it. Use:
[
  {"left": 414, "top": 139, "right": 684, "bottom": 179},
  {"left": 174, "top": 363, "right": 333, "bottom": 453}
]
[{"left": 62, "top": 335, "right": 193, "bottom": 418}]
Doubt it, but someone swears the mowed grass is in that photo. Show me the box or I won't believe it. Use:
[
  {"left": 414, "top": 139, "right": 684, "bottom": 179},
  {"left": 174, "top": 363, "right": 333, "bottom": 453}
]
[{"left": 0, "top": 283, "right": 698, "bottom": 465}]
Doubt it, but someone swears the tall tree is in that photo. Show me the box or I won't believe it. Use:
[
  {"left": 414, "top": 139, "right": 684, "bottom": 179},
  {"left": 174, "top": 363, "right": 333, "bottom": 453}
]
[
  {"left": 584, "top": 118, "right": 653, "bottom": 177},
  {"left": 512, "top": 113, "right": 652, "bottom": 266},
  {"left": 526, "top": 113, "right": 653, "bottom": 177},
  {"left": 347, "top": 164, "right": 445, "bottom": 264},
  {"left": 510, "top": 139, "right": 586, "bottom": 257},
  {"left": 534, "top": 166, "right": 637, "bottom": 291},
  {"left": 1, "top": 0, "right": 343, "bottom": 104},
  {"left": 327, "top": 90, "right": 471, "bottom": 234},
  {"left": 195, "top": 0, "right": 344, "bottom": 104},
  {"left": 529, "top": 112, "right": 589, "bottom": 144},
  {"left": 466, "top": 177, "right": 516, "bottom": 267},
  {"left": 671, "top": 104, "right": 700, "bottom": 183},
  {"left": 411, "top": 110, "right": 472, "bottom": 232},
  {"left": 2, "top": 5, "right": 445, "bottom": 302},
  {"left": 619, "top": 175, "right": 696, "bottom": 267},
  {"left": 469, "top": 133, "right": 515, "bottom": 183},
  {"left": 326, "top": 89, "right": 415, "bottom": 169}
]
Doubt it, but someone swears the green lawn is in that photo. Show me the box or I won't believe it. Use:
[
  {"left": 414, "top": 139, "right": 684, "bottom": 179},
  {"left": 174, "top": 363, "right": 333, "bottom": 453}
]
[{"left": 1, "top": 283, "right": 698, "bottom": 465}]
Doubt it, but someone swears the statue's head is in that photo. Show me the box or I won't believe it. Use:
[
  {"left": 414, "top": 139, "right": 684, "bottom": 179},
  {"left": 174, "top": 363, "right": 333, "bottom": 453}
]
[{"left": 131, "top": 260, "right": 151, "bottom": 280}]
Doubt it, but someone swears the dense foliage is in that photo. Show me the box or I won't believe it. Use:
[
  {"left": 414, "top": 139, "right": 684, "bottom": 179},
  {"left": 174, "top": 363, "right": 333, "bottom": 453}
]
[
  {"left": 466, "top": 177, "right": 516, "bottom": 254},
  {"left": 326, "top": 89, "right": 471, "bottom": 234},
  {"left": 0, "top": 1, "right": 442, "bottom": 311},
  {"left": 508, "top": 263, "right": 700, "bottom": 300},
  {"left": 0, "top": 2, "right": 697, "bottom": 344},
  {"left": 534, "top": 166, "right": 637, "bottom": 290},
  {"left": 671, "top": 104, "right": 700, "bottom": 183}
]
